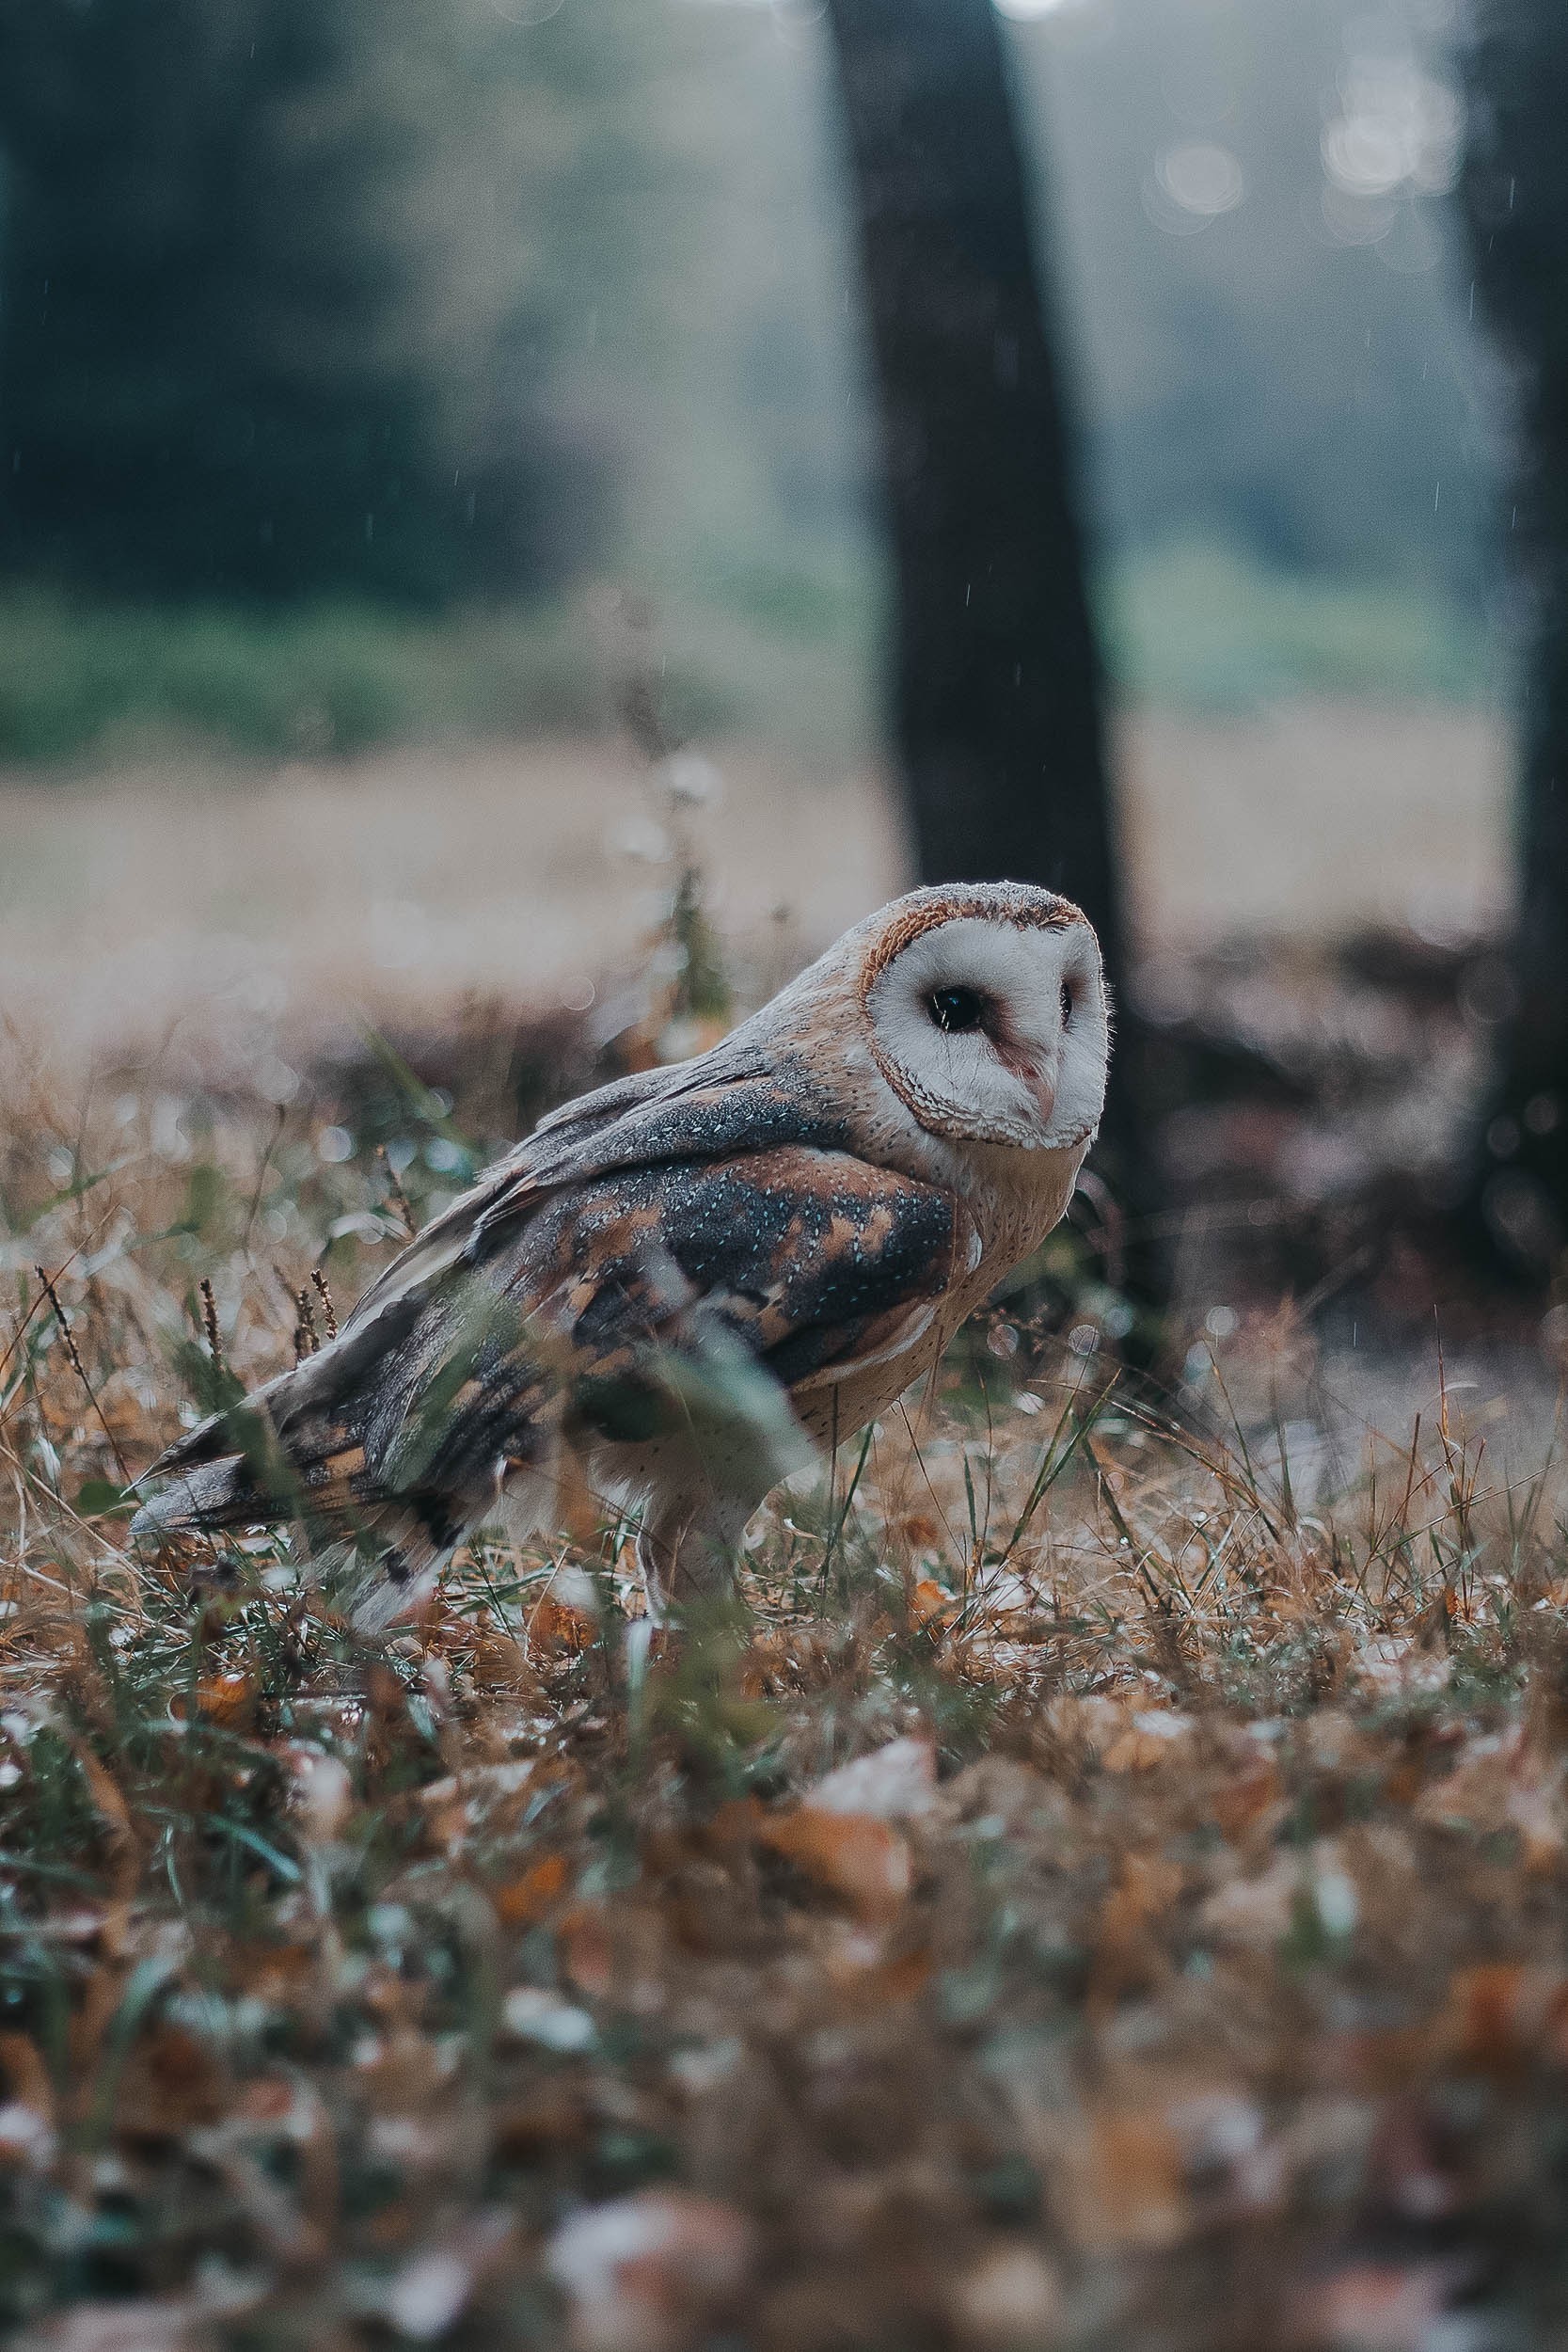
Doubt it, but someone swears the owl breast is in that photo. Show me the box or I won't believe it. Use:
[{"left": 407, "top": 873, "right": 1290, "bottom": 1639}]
[{"left": 792, "top": 1136, "right": 1087, "bottom": 1450}]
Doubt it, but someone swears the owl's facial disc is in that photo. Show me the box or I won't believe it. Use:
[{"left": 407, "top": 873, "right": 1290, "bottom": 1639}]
[{"left": 865, "top": 914, "right": 1110, "bottom": 1150}]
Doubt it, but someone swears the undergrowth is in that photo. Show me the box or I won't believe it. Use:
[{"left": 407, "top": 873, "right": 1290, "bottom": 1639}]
[
  {"left": 3, "top": 1044, "right": 1568, "bottom": 2351},
  {"left": 0, "top": 538, "right": 1492, "bottom": 772}
]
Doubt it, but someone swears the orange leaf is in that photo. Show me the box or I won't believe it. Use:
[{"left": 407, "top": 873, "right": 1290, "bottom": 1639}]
[
  {"left": 531, "top": 1597, "right": 597, "bottom": 1655},
  {"left": 116, "top": 2023, "right": 227, "bottom": 2138},
  {"left": 1211, "top": 1757, "right": 1281, "bottom": 1838},
  {"left": 1092, "top": 1852, "right": 1182, "bottom": 2004},
  {"left": 1446, "top": 1961, "right": 1567, "bottom": 2079},
  {"left": 757, "top": 1804, "right": 911, "bottom": 1922},
  {"left": 496, "top": 1853, "right": 570, "bottom": 1928},
  {"left": 1058, "top": 2108, "right": 1187, "bottom": 2252},
  {"left": 559, "top": 1903, "right": 615, "bottom": 2001},
  {"left": 197, "top": 1670, "right": 258, "bottom": 1729},
  {"left": 0, "top": 2032, "right": 55, "bottom": 2126},
  {"left": 910, "top": 1577, "right": 954, "bottom": 1631},
  {"left": 894, "top": 1513, "right": 945, "bottom": 1553},
  {"left": 1101, "top": 1709, "right": 1195, "bottom": 1773}
]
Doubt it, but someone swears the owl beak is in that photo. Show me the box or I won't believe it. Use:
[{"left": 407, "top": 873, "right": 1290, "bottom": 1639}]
[{"left": 1024, "top": 1064, "right": 1058, "bottom": 1129}]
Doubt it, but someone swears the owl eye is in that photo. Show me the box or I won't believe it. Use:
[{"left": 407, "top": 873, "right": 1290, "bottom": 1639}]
[
  {"left": 1061, "top": 981, "right": 1076, "bottom": 1028},
  {"left": 927, "top": 985, "right": 988, "bottom": 1034}
]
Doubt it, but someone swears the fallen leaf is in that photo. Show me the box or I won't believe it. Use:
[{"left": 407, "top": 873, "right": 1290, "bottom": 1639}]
[
  {"left": 117, "top": 2023, "right": 227, "bottom": 2138},
  {"left": 419, "top": 1757, "right": 537, "bottom": 1851},
  {"left": 1211, "top": 1755, "right": 1283, "bottom": 1838},
  {"left": 495, "top": 1851, "right": 570, "bottom": 1927},
  {"left": 1197, "top": 1852, "right": 1300, "bottom": 1948},
  {"left": 282, "top": 1743, "right": 354, "bottom": 1841},
  {"left": 502, "top": 1986, "right": 598, "bottom": 2052},
  {"left": 757, "top": 1806, "right": 912, "bottom": 1923},
  {"left": 964, "top": 1568, "right": 1038, "bottom": 1635},
  {"left": 1416, "top": 1730, "right": 1565, "bottom": 1868},
  {"left": 808, "top": 1735, "right": 937, "bottom": 1820},
  {"left": 909, "top": 1576, "right": 954, "bottom": 1630},
  {"left": 818, "top": 1923, "right": 933, "bottom": 2006},
  {"left": 471, "top": 1632, "right": 535, "bottom": 1692},
  {"left": 546, "top": 2188, "right": 755, "bottom": 2352},
  {"left": 945, "top": 2244, "right": 1064, "bottom": 2349},
  {"left": 68, "top": 1737, "right": 139, "bottom": 1884},
  {"left": 0, "top": 2030, "right": 55, "bottom": 2124},
  {"left": 556, "top": 1899, "right": 666, "bottom": 2014},
  {"left": 1293, "top": 2258, "right": 1474, "bottom": 2352},
  {"left": 1102, "top": 1708, "right": 1196, "bottom": 1773},
  {"left": 559, "top": 1902, "right": 616, "bottom": 2001},
  {"left": 187, "top": 1669, "right": 257, "bottom": 1729},
  {"left": 1055, "top": 2106, "right": 1188, "bottom": 2252},
  {"left": 1444, "top": 1960, "right": 1568, "bottom": 2080},
  {"left": 530, "top": 1565, "right": 601, "bottom": 1654},
  {"left": 895, "top": 1513, "right": 946, "bottom": 1554},
  {"left": 1092, "top": 1851, "right": 1182, "bottom": 2000},
  {"left": 382, "top": 2209, "right": 515, "bottom": 2341},
  {"left": 0, "top": 2100, "right": 56, "bottom": 2170}
]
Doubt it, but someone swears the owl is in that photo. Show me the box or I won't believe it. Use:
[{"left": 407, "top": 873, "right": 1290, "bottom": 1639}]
[{"left": 134, "top": 882, "right": 1111, "bottom": 1626}]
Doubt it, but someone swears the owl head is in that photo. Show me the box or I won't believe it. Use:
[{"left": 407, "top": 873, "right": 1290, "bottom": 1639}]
[{"left": 850, "top": 882, "right": 1110, "bottom": 1152}]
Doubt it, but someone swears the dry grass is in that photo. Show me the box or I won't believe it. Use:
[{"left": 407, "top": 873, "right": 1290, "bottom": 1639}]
[{"left": 4, "top": 1009, "right": 1568, "bottom": 2352}]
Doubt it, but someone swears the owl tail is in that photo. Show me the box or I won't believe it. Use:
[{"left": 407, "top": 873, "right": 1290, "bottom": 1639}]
[
  {"left": 130, "top": 1288, "right": 554, "bottom": 1630},
  {"left": 130, "top": 1459, "right": 458, "bottom": 1630},
  {"left": 128, "top": 1413, "right": 455, "bottom": 1629}
]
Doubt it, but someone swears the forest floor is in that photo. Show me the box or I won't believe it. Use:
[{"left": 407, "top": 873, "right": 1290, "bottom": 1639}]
[
  {"left": 4, "top": 1000, "right": 1568, "bottom": 2352},
  {"left": 6, "top": 707, "right": 1568, "bottom": 2352}
]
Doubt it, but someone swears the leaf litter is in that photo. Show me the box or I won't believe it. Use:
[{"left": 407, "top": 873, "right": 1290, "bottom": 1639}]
[{"left": 2, "top": 1043, "right": 1568, "bottom": 2349}]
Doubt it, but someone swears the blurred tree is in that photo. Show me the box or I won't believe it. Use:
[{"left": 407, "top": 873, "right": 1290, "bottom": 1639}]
[
  {"left": 0, "top": 0, "right": 592, "bottom": 603},
  {"left": 1460, "top": 0, "right": 1568, "bottom": 1273},
  {"left": 824, "top": 0, "right": 1155, "bottom": 1263}
]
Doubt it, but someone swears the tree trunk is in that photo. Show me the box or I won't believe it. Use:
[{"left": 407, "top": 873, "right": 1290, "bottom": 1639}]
[
  {"left": 823, "top": 0, "right": 1153, "bottom": 1275},
  {"left": 1460, "top": 1, "right": 1568, "bottom": 1275}
]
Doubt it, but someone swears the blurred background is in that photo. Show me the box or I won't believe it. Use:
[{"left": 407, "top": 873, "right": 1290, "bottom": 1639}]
[{"left": 2, "top": 0, "right": 1561, "bottom": 1328}]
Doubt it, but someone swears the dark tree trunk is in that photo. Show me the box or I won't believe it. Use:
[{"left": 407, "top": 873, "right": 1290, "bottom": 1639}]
[
  {"left": 1460, "top": 2, "right": 1568, "bottom": 1276},
  {"left": 823, "top": 0, "right": 1154, "bottom": 1281}
]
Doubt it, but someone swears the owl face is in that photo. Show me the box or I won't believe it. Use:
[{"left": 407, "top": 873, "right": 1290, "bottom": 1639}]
[{"left": 860, "top": 889, "right": 1109, "bottom": 1151}]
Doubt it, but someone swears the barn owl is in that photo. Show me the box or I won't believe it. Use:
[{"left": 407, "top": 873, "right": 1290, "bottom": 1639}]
[{"left": 134, "top": 882, "right": 1110, "bottom": 1626}]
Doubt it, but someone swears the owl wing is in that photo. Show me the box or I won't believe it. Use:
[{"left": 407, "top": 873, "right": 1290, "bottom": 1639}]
[
  {"left": 145, "top": 1045, "right": 845, "bottom": 1481},
  {"left": 135, "top": 1058, "right": 972, "bottom": 1550},
  {"left": 530, "top": 1143, "right": 978, "bottom": 1408},
  {"left": 335, "top": 1041, "right": 853, "bottom": 1333}
]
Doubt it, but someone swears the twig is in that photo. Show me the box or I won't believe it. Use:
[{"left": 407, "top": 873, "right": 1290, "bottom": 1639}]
[
  {"left": 34, "top": 1264, "right": 132, "bottom": 1486},
  {"left": 293, "top": 1290, "right": 320, "bottom": 1365},
  {"left": 310, "top": 1268, "right": 339, "bottom": 1341},
  {"left": 199, "top": 1279, "right": 226, "bottom": 1378}
]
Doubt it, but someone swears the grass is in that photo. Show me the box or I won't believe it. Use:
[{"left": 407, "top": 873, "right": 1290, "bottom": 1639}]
[
  {"left": 3, "top": 997, "right": 1568, "bottom": 2350},
  {"left": 0, "top": 591, "right": 609, "bottom": 766},
  {"left": 1101, "top": 538, "right": 1498, "bottom": 715},
  {"left": 0, "top": 537, "right": 1494, "bottom": 771}
]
